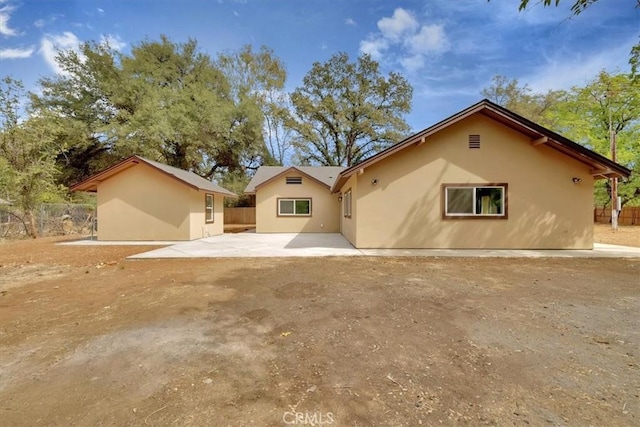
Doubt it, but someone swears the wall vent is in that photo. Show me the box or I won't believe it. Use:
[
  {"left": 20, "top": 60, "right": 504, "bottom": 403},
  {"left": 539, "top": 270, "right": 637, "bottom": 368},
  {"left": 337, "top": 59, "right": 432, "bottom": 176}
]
[
  {"left": 469, "top": 134, "right": 480, "bottom": 149},
  {"left": 286, "top": 176, "right": 302, "bottom": 184}
]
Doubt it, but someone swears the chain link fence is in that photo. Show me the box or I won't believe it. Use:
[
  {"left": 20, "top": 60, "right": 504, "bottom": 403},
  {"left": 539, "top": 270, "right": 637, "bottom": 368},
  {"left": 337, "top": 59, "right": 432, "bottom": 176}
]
[{"left": 1, "top": 203, "right": 96, "bottom": 239}]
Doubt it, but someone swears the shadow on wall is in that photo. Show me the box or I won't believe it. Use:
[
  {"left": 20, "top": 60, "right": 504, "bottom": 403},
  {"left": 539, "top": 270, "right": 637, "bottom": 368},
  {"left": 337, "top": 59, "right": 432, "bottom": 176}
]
[{"left": 389, "top": 187, "right": 590, "bottom": 249}]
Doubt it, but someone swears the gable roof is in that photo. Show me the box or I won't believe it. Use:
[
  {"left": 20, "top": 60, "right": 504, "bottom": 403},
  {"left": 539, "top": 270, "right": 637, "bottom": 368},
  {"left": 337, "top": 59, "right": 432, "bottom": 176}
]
[
  {"left": 70, "top": 155, "right": 237, "bottom": 197},
  {"left": 244, "top": 166, "right": 345, "bottom": 194},
  {"left": 332, "top": 99, "right": 631, "bottom": 192}
]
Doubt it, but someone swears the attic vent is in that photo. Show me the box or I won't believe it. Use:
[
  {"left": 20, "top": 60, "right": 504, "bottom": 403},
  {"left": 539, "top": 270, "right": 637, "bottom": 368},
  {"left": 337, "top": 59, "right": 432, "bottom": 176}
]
[
  {"left": 469, "top": 134, "right": 481, "bottom": 149},
  {"left": 286, "top": 176, "right": 302, "bottom": 184}
]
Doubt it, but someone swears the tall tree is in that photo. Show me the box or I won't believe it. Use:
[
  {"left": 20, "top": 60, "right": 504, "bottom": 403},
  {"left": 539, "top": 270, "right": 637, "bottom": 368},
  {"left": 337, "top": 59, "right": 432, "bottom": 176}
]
[
  {"left": 482, "top": 75, "right": 565, "bottom": 127},
  {"left": 288, "top": 53, "right": 412, "bottom": 167},
  {"left": 547, "top": 71, "right": 640, "bottom": 206},
  {"left": 215, "top": 45, "right": 290, "bottom": 166},
  {"left": 32, "top": 36, "right": 271, "bottom": 184},
  {"left": 0, "top": 77, "right": 63, "bottom": 237}
]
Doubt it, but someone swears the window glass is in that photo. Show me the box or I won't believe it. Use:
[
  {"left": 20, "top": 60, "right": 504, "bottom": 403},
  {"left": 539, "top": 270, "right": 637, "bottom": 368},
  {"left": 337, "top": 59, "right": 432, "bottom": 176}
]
[
  {"left": 447, "top": 188, "right": 473, "bottom": 214},
  {"left": 475, "top": 187, "right": 503, "bottom": 215},
  {"left": 279, "top": 200, "right": 294, "bottom": 214},
  {"left": 295, "top": 199, "right": 310, "bottom": 215}
]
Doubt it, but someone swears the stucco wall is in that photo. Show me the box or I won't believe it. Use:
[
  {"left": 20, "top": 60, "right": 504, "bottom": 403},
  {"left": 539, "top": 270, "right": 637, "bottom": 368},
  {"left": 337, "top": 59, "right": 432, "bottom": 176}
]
[
  {"left": 96, "top": 162, "right": 228, "bottom": 241},
  {"left": 341, "top": 113, "right": 594, "bottom": 249},
  {"left": 256, "top": 172, "right": 340, "bottom": 233},
  {"left": 188, "top": 191, "right": 224, "bottom": 239},
  {"left": 339, "top": 174, "right": 358, "bottom": 245}
]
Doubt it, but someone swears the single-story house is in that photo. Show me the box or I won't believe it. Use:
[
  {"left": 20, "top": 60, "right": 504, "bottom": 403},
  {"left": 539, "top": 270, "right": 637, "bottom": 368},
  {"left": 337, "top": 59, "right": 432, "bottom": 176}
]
[
  {"left": 247, "top": 100, "right": 631, "bottom": 249},
  {"left": 71, "top": 155, "right": 236, "bottom": 241},
  {"left": 244, "top": 166, "right": 345, "bottom": 233}
]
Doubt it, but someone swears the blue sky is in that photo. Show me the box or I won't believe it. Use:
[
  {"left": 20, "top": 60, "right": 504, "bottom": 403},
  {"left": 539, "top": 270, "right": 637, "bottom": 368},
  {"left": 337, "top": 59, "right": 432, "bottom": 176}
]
[{"left": 0, "top": 0, "right": 638, "bottom": 131}]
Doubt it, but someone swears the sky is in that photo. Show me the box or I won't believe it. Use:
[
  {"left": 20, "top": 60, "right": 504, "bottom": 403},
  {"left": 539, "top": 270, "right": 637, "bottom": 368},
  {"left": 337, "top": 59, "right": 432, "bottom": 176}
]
[{"left": 0, "top": 0, "right": 638, "bottom": 132}]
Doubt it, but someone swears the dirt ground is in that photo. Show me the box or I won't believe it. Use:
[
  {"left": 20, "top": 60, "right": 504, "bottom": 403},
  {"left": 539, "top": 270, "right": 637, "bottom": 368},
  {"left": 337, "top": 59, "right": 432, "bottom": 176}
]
[
  {"left": 0, "top": 229, "right": 639, "bottom": 426},
  {"left": 594, "top": 223, "right": 640, "bottom": 247}
]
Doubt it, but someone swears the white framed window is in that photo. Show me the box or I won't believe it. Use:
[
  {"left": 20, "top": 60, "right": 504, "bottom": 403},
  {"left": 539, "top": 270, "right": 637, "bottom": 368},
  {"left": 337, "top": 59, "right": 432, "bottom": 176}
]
[
  {"left": 343, "top": 189, "right": 352, "bottom": 218},
  {"left": 205, "top": 193, "right": 214, "bottom": 223},
  {"left": 443, "top": 184, "right": 507, "bottom": 219},
  {"left": 278, "top": 198, "right": 311, "bottom": 216}
]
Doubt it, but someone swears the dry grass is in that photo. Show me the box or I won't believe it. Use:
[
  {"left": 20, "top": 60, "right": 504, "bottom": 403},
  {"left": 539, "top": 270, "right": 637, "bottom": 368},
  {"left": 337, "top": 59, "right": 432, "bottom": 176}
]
[{"left": 594, "top": 224, "right": 640, "bottom": 247}]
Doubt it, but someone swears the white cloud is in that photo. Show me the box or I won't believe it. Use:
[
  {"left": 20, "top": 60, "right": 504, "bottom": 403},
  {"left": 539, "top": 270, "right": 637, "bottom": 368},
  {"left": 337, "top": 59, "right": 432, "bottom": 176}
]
[
  {"left": 345, "top": 18, "right": 356, "bottom": 26},
  {"left": 99, "top": 34, "right": 126, "bottom": 50},
  {"left": 0, "top": 2, "right": 17, "bottom": 36},
  {"left": 0, "top": 45, "right": 35, "bottom": 59},
  {"left": 359, "top": 8, "right": 449, "bottom": 72},
  {"left": 97, "top": 8, "right": 104, "bottom": 14},
  {"left": 377, "top": 8, "right": 418, "bottom": 42},
  {"left": 400, "top": 54, "right": 425, "bottom": 73},
  {"left": 524, "top": 40, "right": 634, "bottom": 93},
  {"left": 40, "top": 31, "right": 81, "bottom": 74},
  {"left": 359, "top": 37, "right": 388, "bottom": 60},
  {"left": 33, "top": 18, "right": 45, "bottom": 28},
  {"left": 406, "top": 24, "right": 449, "bottom": 54}
]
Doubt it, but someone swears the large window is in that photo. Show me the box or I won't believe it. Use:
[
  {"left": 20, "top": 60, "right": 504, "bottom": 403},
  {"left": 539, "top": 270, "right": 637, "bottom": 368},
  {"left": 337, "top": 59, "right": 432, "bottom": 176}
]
[
  {"left": 205, "top": 194, "right": 214, "bottom": 223},
  {"left": 278, "top": 198, "right": 311, "bottom": 216},
  {"left": 443, "top": 184, "right": 507, "bottom": 219},
  {"left": 343, "top": 189, "right": 352, "bottom": 218}
]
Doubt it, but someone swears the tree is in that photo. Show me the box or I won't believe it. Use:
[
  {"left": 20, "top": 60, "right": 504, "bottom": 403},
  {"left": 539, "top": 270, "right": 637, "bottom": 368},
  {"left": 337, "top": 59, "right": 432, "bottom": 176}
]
[
  {"left": 481, "top": 75, "right": 565, "bottom": 127},
  {"left": 32, "top": 36, "right": 272, "bottom": 184},
  {"left": 0, "top": 77, "right": 63, "bottom": 237},
  {"left": 546, "top": 71, "right": 640, "bottom": 206},
  {"left": 215, "top": 45, "right": 290, "bottom": 166},
  {"left": 513, "top": 0, "right": 640, "bottom": 75},
  {"left": 287, "top": 53, "right": 412, "bottom": 167}
]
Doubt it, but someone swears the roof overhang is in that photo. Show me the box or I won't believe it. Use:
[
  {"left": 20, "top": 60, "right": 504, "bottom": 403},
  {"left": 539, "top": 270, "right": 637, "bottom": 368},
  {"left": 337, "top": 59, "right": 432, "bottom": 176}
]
[
  {"left": 332, "top": 99, "right": 631, "bottom": 192},
  {"left": 247, "top": 166, "right": 331, "bottom": 194},
  {"left": 70, "top": 155, "right": 238, "bottom": 197}
]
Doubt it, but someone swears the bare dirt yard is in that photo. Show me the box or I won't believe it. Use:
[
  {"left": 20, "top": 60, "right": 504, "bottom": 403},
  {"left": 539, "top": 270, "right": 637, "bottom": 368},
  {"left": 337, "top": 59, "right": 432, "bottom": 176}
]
[{"left": 1, "top": 229, "right": 639, "bottom": 426}]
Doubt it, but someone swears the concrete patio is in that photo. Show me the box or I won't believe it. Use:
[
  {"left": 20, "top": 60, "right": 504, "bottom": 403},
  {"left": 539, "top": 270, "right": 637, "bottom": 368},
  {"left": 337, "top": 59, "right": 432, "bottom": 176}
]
[{"left": 126, "top": 232, "right": 640, "bottom": 259}]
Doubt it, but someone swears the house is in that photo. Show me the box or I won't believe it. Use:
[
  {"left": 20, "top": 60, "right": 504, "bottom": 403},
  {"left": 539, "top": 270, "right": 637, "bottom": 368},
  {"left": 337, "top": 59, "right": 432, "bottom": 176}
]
[
  {"left": 249, "top": 100, "right": 631, "bottom": 249},
  {"left": 244, "top": 166, "right": 345, "bottom": 233},
  {"left": 71, "top": 155, "right": 236, "bottom": 241}
]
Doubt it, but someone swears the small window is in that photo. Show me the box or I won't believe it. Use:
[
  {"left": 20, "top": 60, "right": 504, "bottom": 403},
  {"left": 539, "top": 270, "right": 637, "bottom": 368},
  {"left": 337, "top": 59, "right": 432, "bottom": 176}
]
[
  {"left": 343, "top": 189, "right": 352, "bottom": 218},
  {"left": 278, "top": 198, "right": 311, "bottom": 216},
  {"left": 469, "top": 134, "right": 480, "bottom": 149},
  {"left": 286, "top": 176, "right": 302, "bottom": 184},
  {"left": 443, "top": 184, "right": 507, "bottom": 219},
  {"left": 205, "top": 194, "right": 214, "bottom": 223}
]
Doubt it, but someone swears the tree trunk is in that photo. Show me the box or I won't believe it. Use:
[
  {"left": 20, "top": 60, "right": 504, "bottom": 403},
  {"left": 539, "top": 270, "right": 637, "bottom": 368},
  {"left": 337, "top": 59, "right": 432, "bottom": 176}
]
[{"left": 25, "top": 209, "right": 39, "bottom": 238}]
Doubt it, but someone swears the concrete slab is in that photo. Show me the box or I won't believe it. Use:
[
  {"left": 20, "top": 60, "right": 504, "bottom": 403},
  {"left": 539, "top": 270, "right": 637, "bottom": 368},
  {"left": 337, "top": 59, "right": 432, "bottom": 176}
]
[
  {"left": 128, "top": 233, "right": 363, "bottom": 258},
  {"left": 127, "top": 233, "right": 640, "bottom": 259}
]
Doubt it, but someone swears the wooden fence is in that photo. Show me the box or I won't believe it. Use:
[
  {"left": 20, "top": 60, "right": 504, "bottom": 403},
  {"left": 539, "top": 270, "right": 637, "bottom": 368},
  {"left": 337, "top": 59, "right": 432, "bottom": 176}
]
[
  {"left": 594, "top": 206, "right": 640, "bottom": 225},
  {"left": 224, "top": 207, "right": 256, "bottom": 224}
]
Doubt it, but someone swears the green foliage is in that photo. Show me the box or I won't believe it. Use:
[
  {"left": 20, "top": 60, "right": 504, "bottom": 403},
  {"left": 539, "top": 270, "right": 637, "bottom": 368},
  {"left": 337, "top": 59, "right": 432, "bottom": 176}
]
[
  {"left": 484, "top": 71, "right": 640, "bottom": 207},
  {"left": 481, "top": 75, "right": 565, "bottom": 127},
  {"left": 0, "top": 77, "right": 63, "bottom": 237},
  {"left": 33, "top": 36, "right": 278, "bottom": 184},
  {"left": 288, "top": 53, "right": 412, "bottom": 166}
]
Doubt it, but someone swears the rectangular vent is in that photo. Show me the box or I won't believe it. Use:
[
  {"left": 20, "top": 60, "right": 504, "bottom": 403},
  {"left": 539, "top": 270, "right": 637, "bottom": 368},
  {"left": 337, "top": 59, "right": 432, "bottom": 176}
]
[
  {"left": 286, "top": 176, "right": 302, "bottom": 184},
  {"left": 469, "top": 134, "right": 480, "bottom": 149}
]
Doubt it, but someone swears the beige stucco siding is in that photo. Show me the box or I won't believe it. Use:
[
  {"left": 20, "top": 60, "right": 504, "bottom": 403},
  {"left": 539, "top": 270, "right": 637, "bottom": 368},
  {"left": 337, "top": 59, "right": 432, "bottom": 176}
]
[
  {"left": 339, "top": 174, "right": 358, "bottom": 245},
  {"left": 97, "top": 163, "right": 195, "bottom": 240},
  {"left": 188, "top": 192, "right": 224, "bottom": 239},
  {"left": 347, "top": 114, "right": 594, "bottom": 249},
  {"left": 256, "top": 173, "right": 340, "bottom": 233}
]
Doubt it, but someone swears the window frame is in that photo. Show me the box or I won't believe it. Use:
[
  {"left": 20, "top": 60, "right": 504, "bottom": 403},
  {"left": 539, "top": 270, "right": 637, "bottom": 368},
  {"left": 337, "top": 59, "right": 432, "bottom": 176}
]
[
  {"left": 205, "top": 193, "right": 214, "bottom": 223},
  {"left": 442, "top": 183, "right": 508, "bottom": 220},
  {"left": 277, "top": 198, "right": 312, "bottom": 217},
  {"left": 343, "top": 189, "right": 352, "bottom": 218}
]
